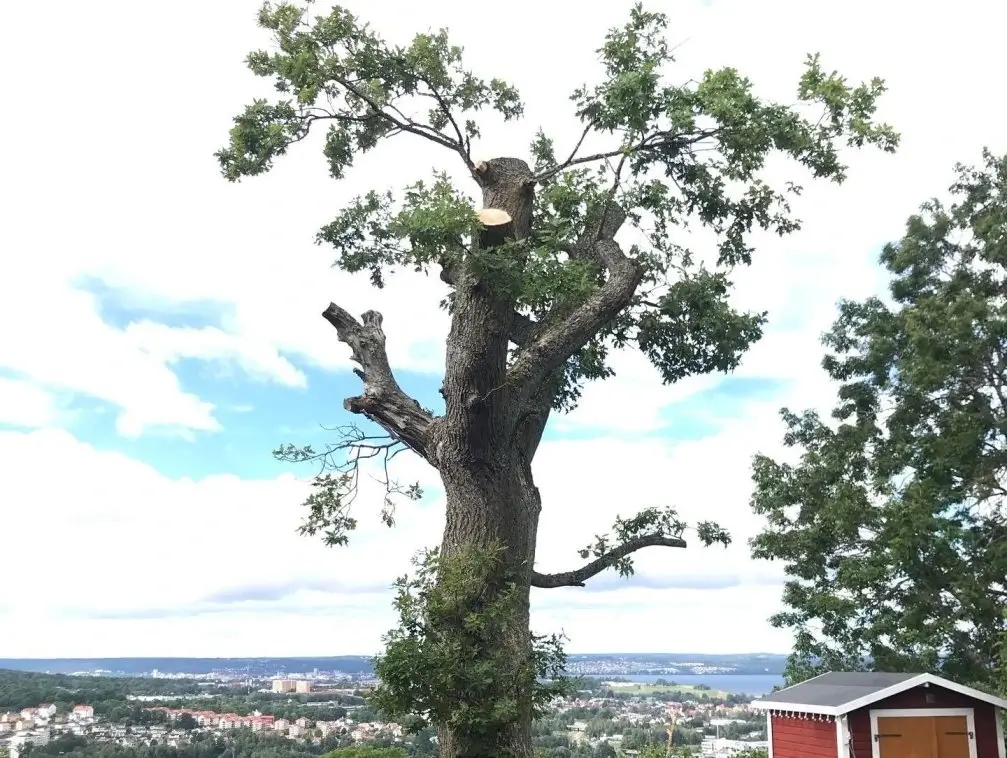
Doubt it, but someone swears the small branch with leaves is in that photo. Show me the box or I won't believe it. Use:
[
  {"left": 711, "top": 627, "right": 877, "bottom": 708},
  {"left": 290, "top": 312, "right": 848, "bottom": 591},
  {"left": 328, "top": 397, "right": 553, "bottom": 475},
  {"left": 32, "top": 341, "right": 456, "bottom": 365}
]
[
  {"left": 274, "top": 426, "right": 424, "bottom": 547},
  {"left": 531, "top": 507, "right": 731, "bottom": 589}
]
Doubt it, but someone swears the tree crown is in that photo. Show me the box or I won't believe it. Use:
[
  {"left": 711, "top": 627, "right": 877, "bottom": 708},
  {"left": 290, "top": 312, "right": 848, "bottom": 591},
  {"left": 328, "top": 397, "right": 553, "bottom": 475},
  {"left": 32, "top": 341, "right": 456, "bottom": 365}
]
[
  {"left": 218, "top": 0, "right": 898, "bottom": 416},
  {"left": 751, "top": 149, "right": 1007, "bottom": 687}
]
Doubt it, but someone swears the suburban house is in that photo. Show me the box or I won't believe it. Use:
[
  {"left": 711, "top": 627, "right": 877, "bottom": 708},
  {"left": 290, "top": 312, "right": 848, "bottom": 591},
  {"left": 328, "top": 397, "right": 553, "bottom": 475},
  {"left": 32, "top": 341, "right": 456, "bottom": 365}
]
[
  {"left": 70, "top": 705, "right": 94, "bottom": 721},
  {"left": 751, "top": 671, "right": 1007, "bottom": 758}
]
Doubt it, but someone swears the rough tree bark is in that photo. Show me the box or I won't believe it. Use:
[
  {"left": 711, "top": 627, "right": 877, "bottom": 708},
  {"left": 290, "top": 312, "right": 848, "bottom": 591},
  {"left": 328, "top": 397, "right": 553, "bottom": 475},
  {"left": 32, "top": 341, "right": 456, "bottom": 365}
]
[
  {"left": 432, "top": 158, "right": 541, "bottom": 758},
  {"left": 324, "top": 157, "right": 648, "bottom": 758}
]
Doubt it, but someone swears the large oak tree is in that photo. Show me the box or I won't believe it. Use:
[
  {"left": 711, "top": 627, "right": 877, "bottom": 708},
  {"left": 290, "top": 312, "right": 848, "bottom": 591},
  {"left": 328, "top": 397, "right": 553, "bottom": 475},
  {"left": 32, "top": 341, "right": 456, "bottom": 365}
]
[
  {"left": 217, "top": 3, "right": 896, "bottom": 755},
  {"left": 751, "top": 150, "right": 1007, "bottom": 691}
]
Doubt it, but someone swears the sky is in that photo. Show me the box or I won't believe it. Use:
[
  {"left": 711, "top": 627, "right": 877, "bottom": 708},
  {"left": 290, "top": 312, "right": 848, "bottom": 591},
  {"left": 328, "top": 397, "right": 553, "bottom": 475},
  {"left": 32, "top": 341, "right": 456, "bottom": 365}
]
[{"left": 1, "top": 0, "right": 1005, "bottom": 659}]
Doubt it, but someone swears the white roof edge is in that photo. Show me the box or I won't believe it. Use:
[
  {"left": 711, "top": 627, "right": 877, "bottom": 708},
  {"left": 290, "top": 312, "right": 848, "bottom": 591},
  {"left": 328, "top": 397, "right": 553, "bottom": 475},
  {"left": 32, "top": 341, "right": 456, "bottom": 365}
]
[
  {"left": 755, "top": 673, "right": 1007, "bottom": 716},
  {"left": 750, "top": 700, "right": 839, "bottom": 716},
  {"left": 839, "top": 673, "right": 1007, "bottom": 714}
]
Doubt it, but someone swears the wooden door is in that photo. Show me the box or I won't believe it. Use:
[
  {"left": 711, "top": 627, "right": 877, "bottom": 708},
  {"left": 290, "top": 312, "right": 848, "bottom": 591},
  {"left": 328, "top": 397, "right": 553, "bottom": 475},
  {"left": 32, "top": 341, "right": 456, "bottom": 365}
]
[
  {"left": 934, "top": 715, "right": 970, "bottom": 758},
  {"left": 875, "top": 715, "right": 972, "bottom": 758},
  {"left": 876, "top": 716, "right": 935, "bottom": 758}
]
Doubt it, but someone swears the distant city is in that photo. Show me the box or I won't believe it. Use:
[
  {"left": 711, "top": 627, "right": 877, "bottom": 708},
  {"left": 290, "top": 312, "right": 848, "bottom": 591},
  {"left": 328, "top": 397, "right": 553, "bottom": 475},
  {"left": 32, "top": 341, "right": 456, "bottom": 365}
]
[
  {"left": 0, "top": 653, "right": 783, "bottom": 758},
  {"left": 0, "top": 653, "right": 787, "bottom": 679}
]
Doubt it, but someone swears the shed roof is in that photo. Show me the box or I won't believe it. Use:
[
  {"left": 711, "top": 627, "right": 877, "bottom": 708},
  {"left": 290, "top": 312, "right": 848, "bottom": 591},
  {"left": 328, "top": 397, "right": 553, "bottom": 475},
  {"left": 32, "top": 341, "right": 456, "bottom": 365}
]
[{"left": 750, "top": 672, "right": 1007, "bottom": 717}]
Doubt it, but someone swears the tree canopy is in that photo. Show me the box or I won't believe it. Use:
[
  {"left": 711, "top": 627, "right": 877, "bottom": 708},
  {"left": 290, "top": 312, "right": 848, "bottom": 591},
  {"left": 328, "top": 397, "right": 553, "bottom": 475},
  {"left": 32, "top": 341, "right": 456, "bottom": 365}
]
[
  {"left": 750, "top": 149, "right": 1007, "bottom": 689},
  {"left": 218, "top": 2, "right": 897, "bottom": 755}
]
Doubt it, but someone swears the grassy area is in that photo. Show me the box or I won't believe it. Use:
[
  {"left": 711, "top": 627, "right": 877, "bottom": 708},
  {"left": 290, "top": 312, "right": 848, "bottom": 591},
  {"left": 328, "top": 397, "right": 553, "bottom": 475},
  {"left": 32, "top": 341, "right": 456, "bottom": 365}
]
[{"left": 601, "top": 681, "right": 730, "bottom": 698}]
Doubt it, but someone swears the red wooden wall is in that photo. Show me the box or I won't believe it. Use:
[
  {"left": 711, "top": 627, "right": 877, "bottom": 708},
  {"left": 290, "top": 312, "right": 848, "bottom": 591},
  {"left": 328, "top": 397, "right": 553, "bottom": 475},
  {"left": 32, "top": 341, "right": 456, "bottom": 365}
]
[
  {"left": 771, "top": 713, "right": 837, "bottom": 758},
  {"left": 846, "top": 685, "right": 1001, "bottom": 757}
]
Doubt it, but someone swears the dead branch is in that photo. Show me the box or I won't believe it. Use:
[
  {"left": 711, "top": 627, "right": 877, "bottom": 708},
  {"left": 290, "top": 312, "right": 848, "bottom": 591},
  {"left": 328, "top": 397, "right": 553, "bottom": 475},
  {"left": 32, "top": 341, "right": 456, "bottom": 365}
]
[
  {"left": 530, "top": 534, "right": 688, "bottom": 588},
  {"left": 322, "top": 303, "right": 434, "bottom": 460}
]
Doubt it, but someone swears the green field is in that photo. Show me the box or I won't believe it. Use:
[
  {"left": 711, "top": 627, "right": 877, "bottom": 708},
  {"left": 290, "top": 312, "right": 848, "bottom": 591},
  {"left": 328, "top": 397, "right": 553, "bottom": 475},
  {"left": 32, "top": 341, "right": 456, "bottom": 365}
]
[{"left": 602, "top": 681, "right": 730, "bottom": 698}]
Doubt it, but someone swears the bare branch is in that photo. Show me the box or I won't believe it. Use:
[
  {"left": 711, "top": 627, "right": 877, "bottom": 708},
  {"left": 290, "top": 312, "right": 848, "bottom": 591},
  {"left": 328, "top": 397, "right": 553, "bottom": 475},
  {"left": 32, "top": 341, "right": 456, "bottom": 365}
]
[
  {"left": 547, "top": 122, "right": 594, "bottom": 182},
  {"left": 337, "top": 76, "right": 461, "bottom": 155},
  {"left": 413, "top": 73, "right": 475, "bottom": 172},
  {"left": 533, "top": 128, "right": 721, "bottom": 184},
  {"left": 531, "top": 534, "right": 688, "bottom": 588},
  {"left": 322, "top": 303, "right": 434, "bottom": 460}
]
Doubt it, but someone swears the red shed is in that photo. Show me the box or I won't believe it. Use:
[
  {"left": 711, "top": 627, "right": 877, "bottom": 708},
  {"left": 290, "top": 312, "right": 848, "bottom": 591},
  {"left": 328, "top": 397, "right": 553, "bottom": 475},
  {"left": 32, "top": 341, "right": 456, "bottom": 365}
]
[{"left": 751, "top": 671, "right": 1007, "bottom": 758}]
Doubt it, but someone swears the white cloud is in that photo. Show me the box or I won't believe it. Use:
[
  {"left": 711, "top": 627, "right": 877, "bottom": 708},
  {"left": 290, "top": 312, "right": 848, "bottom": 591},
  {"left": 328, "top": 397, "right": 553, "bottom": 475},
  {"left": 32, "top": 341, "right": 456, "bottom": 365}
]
[
  {"left": 1, "top": 0, "right": 1006, "bottom": 655},
  {"left": 123, "top": 321, "right": 307, "bottom": 388},
  {"left": 0, "top": 408, "right": 794, "bottom": 656},
  {"left": 0, "top": 379, "right": 59, "bottom": 428},
  {"left": 3, "top": 0, "right": 1004, "bottom": 434},
  {"left": 0, "top": 281, "right": 219, "bottom": 437}
]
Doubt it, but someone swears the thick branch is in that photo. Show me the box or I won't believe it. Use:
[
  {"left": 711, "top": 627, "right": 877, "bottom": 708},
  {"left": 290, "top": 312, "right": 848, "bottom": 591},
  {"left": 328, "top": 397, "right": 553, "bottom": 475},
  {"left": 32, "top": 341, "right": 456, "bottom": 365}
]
[
  {"left": 322, "top": 303, "right": 433, "bottom": 460},
  {"left": 505, "top": 203, "right": 642, "bottom": 399},
  {"left": 531, "top": 534, "right": 688, "bottom": 588}
]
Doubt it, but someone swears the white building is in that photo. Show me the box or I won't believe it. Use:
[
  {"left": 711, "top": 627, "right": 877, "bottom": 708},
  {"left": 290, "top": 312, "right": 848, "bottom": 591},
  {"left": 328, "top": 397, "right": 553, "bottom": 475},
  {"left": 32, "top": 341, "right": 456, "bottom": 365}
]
[
  {"left": 70, "top": 706, "right": 94, "bottom": 721},
  {"left": 701, "top": 737, "right": 771, "bottom": 757}
]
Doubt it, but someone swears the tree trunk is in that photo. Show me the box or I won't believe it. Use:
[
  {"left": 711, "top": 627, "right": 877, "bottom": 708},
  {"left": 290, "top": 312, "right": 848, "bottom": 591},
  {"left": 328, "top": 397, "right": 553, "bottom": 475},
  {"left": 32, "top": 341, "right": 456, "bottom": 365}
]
[
  {"left": 435, "top": 454, "right": 542, "bottom": 758},
  {"left": 431, "top": 156, "right": 543, "bottom": 757}
]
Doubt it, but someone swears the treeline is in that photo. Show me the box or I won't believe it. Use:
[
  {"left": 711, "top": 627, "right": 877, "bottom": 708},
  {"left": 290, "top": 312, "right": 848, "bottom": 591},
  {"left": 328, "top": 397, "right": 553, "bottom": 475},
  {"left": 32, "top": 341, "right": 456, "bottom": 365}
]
[
  {"left": 22, "top": 732, "right": 396, "bottom": 758},
  {"left": 17, "top": 725, "right": 764, "bottom": 758},
  {"left": 571, "top": 677, "right": 752, "bottom": 705},
  {"left": 21, "top": 731, "right": 427, "bottom": 758},
  {"left": 0, "top": 670, "right": 209, "bottom": 712},
  {"left": 20, "top": 733, "right": 672, "bottom": 758},
  {"left": 0, "top": 669, "right": 368, "bottom": 723}
]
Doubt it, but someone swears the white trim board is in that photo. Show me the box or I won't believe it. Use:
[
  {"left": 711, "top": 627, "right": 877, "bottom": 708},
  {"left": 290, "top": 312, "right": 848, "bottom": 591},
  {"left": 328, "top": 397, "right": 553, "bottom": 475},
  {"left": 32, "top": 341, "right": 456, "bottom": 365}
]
[
  {"left": 750, "top": 672, "right": 1007, "bottom": 716},
  {"left": 835, "top": 714, "right": 849, "bottom": 758},
  {"left": 765, "top": 712, "right": 773, "bottom": 758},
  {"left": 996, "top": 711, "right": 1006, "bottom": 758},
  {"left": 869, "top": 707, "right": 977, "bottom": 758}
]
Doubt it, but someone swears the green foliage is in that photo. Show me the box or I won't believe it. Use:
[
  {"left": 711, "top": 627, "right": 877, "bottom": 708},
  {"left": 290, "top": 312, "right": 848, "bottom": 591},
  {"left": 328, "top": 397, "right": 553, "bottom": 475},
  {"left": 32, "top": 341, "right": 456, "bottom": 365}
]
[
  {"left": 370, "top": 545, "right": 569, "bottom": 751},
  {"left": 315, "top": 177, "right": 482, "bottom": 289},
  {"left": 220, "top": 0, "right": 897, "bottom": 421},
  {"left": 321, "top": 748, "right": 406, "bottom": 758},
  {"left": 579, "top": 506, "right": 731, "bottom": 577},
  {"left": 0, "top": 669, "right": 203, "bottom": 711},
  {"left": 273, "top": 428, "right": 424, "bottom": 547},
  {"left": 750, "top": 149, "right": 1007, "bottom": 687},
  {"left": 216, "top": 2, "right": 521, "bottom": 181},
  {"left": 150, "top": 694, "right": 356, "bottom": 722},
  {"left": 25, "top": 731, "right": 331, "bottom": 758}
]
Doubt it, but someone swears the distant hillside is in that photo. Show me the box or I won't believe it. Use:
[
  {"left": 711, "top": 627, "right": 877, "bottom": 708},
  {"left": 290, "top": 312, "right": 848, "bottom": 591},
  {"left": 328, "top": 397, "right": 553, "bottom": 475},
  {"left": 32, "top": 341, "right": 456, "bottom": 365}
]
[
  {"left": 0, "top": 653, "right": 787, "bottom": 677},
  {"left": 0, "top": 668, "right": 205, "bottom": 710}
]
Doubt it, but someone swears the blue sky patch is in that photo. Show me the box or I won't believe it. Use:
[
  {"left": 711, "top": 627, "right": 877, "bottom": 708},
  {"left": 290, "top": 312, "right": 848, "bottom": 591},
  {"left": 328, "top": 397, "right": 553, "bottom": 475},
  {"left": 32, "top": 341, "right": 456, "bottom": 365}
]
[{"left": 76, "top": 276, "right": 230, "bottom": 330}]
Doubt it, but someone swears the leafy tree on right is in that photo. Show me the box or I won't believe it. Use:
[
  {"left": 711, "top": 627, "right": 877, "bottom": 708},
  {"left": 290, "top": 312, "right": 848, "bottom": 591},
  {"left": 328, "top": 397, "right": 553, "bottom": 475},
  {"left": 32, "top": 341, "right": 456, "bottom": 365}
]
[{"left": 750, "top": 149, "right": 1007, "bottom": 690}]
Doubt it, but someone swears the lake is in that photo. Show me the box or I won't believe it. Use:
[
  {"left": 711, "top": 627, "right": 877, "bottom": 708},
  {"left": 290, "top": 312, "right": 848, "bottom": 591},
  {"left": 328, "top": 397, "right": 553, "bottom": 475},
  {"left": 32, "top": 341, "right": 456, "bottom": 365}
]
[{"left": 604, "top": 673, "right": 784, "bottom": 695}]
